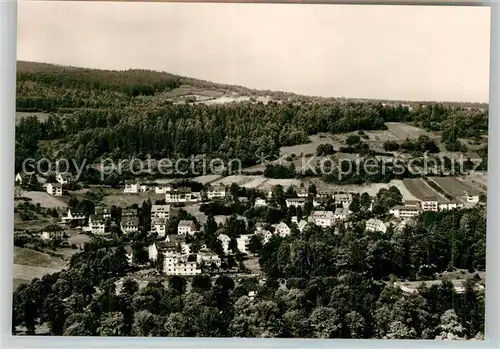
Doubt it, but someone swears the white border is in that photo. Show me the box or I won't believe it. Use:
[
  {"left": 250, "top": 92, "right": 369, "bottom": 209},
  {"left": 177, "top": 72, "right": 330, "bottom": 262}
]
[{"left": 1, "top": 1, "right": 498, "bottom": 348}]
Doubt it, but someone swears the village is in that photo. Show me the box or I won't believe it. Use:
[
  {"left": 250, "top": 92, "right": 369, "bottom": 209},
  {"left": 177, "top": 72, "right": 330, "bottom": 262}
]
[{"left": 13, "top": 168, "right": 485, "bottom": 296}]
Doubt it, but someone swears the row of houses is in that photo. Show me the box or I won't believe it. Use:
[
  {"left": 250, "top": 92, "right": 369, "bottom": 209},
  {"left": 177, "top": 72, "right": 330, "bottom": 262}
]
[
  {"left": 124, "top": 181, "right": 227, "bottom": 200},
  {"left": 389, "top": 199, "right": 469, "bottom": 219}
]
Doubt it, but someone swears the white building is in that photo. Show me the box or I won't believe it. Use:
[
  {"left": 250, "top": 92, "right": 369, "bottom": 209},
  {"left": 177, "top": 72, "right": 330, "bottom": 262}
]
[
  {"left": 439, "top": 202, "right": 464, "bottom": 211},
  {"left": 285, "top": 198, "right": 306, "bottom": 208},
  {"left": 155, "top": 185, "right": 172, "bottom": 194},
  {"left": 152, "top": 217, "right": 168, "bottom": 237},
  {"left": 46, "top": 183, "right": 63, "bottom": 196},
  {"left": 236, "top": 234, "right": 254, "bottom": 255},
  {"left": 124, "top": 180, "right": 139, "bottom": 193},
  {"left": 205, "top": 185, "right": 226, "bottom": 200},
  {"left": 297, "top": 189, "right": 308, "bottom": 198},
  {"left": 390, "top": 201, "right": 421, "bottom": 219},
  {"left": 177, "top": 220, "right": 197, "bottom": 236},
  {"left": 333, "top": 207, "right": 351, "bottom": 220},
  {"left": 40, "top": 224, "right": 65, "bottom": 241},
  {"left": 95, "top": 206, "right": 112, "bottom": 219},
  {"left": 89, "top": 215, "right": 106, "bottom": 234},
  {"left": 121, "top": 217, "right": 139, "bottom": 234},
  {"left": 218, "top": 233, "right": 231, "bottom": 255},
  {"left": 15, "top": 172, "right": 24, "bottom": 184},
  {"left": 255, "top": 198, "right": 268, "bottom": 207},
  {"left": 61, "top": 208, "right": 86, "bottom": 224},
  {"left": 165, "top": 187, "right": 199, "bottom": 203},
  {"left": 197, "top": 248, "right": 222, "bottom": 267},
  {"left": 317, "top": 188, "right": 335, "bottom": 199},
  {"left": 151, "top": 205, "right": 171, "bottom": 219},
  {"left": 56, "top": 172, "right": 74, "bottom": 185},
  {"left": 421, "top": 198, "right": 439, "bottom": 212},
  {"left": 464, "top": 192, "right": 480, "bottom": 204},
  {"left": 272, "top": 222, "right": 291, "bottom": 237},
  {"left": 309, "top": 210, "right": 335, "bottom": 228},
  {"left": 139, "top": 184, "right": 149, "bottom": 192},
  {"left": 334, "top": 193, "right": 353, "bottom": 208},
  {"left": 365, "top": 218, "right": 387, "bottom": 233},
  {"left": 164, "top": 251, "right": 201, "bottom": 276}
]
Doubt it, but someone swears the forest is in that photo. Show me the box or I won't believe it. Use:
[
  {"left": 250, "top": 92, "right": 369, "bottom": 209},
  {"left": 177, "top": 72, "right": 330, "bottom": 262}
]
[{"left": 15, "top": 62, "right": 488, "bottom": 176}]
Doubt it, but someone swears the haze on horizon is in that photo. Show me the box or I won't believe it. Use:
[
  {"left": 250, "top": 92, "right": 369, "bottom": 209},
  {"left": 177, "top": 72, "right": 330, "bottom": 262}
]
[{"left": 17, "top": 2, "right": 491, "bottom": 103}]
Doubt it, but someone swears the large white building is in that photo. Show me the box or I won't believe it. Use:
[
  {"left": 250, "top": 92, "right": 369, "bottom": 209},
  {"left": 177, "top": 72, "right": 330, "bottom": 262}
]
[
  {"left": 164, "top": 251, "right": 201, "bottom": 276},
  {"left": 309, "top": 210, "right": 335, "bottom": 228},
  {"left": 152, "top": 217, "right": 168, "bottom": 237},
  {"left": 390, "top": 200, "right": 421, "bottom": 219},
  {"left": 177, "top": 220, "right": 197, "bottom": 236},
  {"left": 151, "top": 205, "right": 172, "bottom": 219},
  {"left": 165, "top": 188, "right": 200, "bottom": 203},
  {"left": 89, "top": 215, "right": 106, "bottom": 234},
  {"left": 365, "top": 218, "right": 387, "bottom": 233},
  {"left": 205, "top": 185, "right": 226, "bottom": 200},
  {"left": 421, "top": 198, "right": 439, "bottom": 212}
]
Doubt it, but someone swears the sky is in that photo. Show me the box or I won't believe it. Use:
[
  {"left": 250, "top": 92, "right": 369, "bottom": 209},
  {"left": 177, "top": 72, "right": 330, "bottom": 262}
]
[{"left": 17, "top": 1, "right": 491, "bottom": 102}]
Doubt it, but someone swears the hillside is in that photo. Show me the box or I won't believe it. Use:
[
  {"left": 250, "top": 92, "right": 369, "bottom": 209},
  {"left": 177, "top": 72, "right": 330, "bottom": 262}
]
[{"left": 15, "top": 61, "right": 488, "bottom": 176}]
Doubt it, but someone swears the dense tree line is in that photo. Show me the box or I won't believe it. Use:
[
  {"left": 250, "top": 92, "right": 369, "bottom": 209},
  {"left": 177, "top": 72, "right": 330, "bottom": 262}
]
[{"left": 15, "top": 63, "right": 488, "bottom": 176}]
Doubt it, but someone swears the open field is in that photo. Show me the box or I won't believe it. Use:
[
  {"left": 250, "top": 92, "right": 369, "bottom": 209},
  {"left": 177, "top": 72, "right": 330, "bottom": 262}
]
[
  {"left": 429, "top": 177, "right": 483, "bottom": 200},
  {"left": 13, "top": 247, "right": 68, "bottom": 289},
  {"left": 280, "top": 134, "right": 340, "bottom": 156},
  {"left": 191, "top": 174, "right": 223, "bottom": 184},
  {"left": 457, "top": 172, "right": 488, "bottom": 191},
  {"left": 402, "top": 178, "right": 447, "bottom": 201},
  {"left": 385, "top": 122, "right": 428, "bottom": 140},
  {"left": 306, "top": 178, "right": 419, "bottom": 200},
  {"left": 213, "top": 175, "right": 302, "bottom": 191},
  {"left": 20, "top": 191, "right": 68, "bottom": 209},
  {"left": 14, "top": 213, "right": 58, "bottom": 231},
  {"left": 14, "top": 246, "right": 67, "bottom": 268}
]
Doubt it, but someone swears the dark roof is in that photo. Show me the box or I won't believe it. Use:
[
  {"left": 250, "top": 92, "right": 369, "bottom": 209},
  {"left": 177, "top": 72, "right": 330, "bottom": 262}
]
[{"left": 122, "top": 217, "right": 139, "bottom": 226}]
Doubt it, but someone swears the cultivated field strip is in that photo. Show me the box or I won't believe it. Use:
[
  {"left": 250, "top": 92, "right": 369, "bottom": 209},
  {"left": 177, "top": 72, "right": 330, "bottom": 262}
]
[
  {"left": 402, "top": 178, "right": 448, "bottom": 201},
  {"left": 428, "top": 177, "right": 483, "bottom": 199}
]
